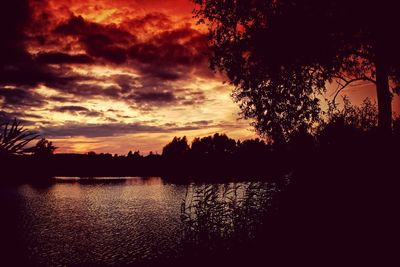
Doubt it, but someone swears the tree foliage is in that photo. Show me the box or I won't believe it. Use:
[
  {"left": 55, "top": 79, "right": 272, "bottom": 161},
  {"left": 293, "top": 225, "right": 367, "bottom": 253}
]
[
  {"left": 162, "top": 136, "right": 189, "bottom": 158},
  {"left": 0, "top": 119, "right": 39, "bottom": 156},
  {"left": 194, "top": 0, "right": 400, "bottom": 141},
  {"left": 326, "top": 97, "right": 378, "bottom": 132},
  {"left": 0, "top": 119, "right": 55, "bottom": 157},
  {"left": 191, "top": 133, "right": 236, "bottom": 157},
  {"left": 317, "top": 97, "right": 379, "bottom": 148},
  {"left": 29, "top": 138, "right": 57, "bottom": 157}
]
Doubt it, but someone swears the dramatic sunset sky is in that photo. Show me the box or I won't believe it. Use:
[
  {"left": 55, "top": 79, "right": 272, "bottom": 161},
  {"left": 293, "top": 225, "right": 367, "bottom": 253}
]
[{"left": 1, "top": 0, "right": 399, "bottom": 154}]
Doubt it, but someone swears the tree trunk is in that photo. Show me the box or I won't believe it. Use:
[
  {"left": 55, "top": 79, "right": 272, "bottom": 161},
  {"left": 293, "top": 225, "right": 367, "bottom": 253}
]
[{"left": 375, "top": 60, "right": 392, "bottom": 135}]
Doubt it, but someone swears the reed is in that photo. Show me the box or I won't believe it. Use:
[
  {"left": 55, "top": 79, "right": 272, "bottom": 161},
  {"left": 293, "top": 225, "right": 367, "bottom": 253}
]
[{"left": 180, "top": 181, "right": 280, "bottom": 253}]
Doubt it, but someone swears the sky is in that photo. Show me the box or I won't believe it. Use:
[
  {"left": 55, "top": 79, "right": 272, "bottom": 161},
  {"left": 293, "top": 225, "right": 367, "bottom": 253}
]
[{"left": 1, "top": 0, "right": 399, "bottom": 154}]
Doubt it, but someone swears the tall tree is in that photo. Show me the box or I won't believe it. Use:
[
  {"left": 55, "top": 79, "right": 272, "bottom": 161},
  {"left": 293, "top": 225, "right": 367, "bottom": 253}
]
[
  {"left": 194, "top": 0, "right": 399, "bottom": 140},
  {"left": 162, "top": 136, "right": 189, "bottom": 158}
]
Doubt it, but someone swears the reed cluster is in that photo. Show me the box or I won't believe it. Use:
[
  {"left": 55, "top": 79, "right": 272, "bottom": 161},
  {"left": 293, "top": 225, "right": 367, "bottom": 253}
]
[{"left": 180, "top": 182, "right": 280, "bottom": 253}]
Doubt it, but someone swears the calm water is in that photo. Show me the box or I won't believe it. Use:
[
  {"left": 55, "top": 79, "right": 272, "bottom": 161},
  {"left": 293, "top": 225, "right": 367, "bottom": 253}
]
[
  {"left": 1, "top": 177, "right": 189, "bottom": 266},
  {"left": 1, "top": 177, "right": 274, "bottom": 266}
]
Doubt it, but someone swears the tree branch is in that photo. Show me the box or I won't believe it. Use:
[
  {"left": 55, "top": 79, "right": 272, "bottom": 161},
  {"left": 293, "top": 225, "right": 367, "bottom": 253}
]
[{"left": 331, "top": 76, "right": 376, "bottom": 104}]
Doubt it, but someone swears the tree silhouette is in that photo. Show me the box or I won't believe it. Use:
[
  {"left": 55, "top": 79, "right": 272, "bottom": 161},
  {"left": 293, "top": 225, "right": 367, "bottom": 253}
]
[
  {"left": 194, "top": 0, "right": 399, "bottom": 140},
  {"left": 29, "top": 138, "right": 57, "bottom": 157},
  {"left": 127, "top": 150, "right": 141, "bottom": 160},
  {"left": 325, "top": 97, "right": 378, "bottom": 132},
  {"left": 0, "top": 118, "right": 39, "bottom": 157},
  {"left": 0, "top": 119, "right": 58, "bottom": 158},
  {"left": 236, "top": 138, "right": 269, "bottom": 157},
  {"left": 191, "top": 133, "right": 236, "bottom": 157},
  {"left": 212, "top": 133, "right": 237, "bottom": 155},
  {"left": 316, "top": 97, "right": 382, "bottom": 153},
  {"left": 162, "top": 136, "right": 189, "bottom": 159}
]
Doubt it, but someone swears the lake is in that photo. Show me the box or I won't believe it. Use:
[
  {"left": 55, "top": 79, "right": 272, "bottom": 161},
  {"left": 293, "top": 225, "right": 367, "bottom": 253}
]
[{"left": 0, "top": 177, "right": 274, "bottom": 266}]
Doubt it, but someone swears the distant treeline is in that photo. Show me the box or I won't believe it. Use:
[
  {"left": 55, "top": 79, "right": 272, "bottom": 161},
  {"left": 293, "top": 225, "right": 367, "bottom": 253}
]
[
  {"left": 1, "top": 98, "right": 400, "bottom": 183},
  {"left": 2, "top": 127, "right": 400, "bottom": 183},
  {"left": 2, "top": 134, "right": 288, "bottom": 182}
]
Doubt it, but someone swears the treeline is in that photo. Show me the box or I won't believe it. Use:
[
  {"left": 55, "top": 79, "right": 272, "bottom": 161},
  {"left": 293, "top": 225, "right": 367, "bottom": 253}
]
[
  {"left": 1, "top": 134, "right": 286, "bottom": 181},
  {"left": 1, "top": 98, "right": 400, "bottom": 182}
]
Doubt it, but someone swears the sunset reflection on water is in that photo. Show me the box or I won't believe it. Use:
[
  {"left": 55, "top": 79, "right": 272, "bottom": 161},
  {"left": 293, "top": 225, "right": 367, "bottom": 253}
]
[{"left": 10, "top": 178, "right": 185, "bottom": 266}]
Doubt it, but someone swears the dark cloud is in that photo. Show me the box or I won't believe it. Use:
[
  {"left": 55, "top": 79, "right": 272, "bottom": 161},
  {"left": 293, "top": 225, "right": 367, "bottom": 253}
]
[
  {"left": 51, "top": 82, "right": 106, "bottom": 97},
  {"left": 85, "top": 111, "right": 103, "bottom": 117},
  {"left": 0, "top": 1, "right": 31, "bottom": 65},
  {"left": 128, "top": 25, "right": 209, "bottom": 81},
  {"left": 113, "top": 74, "right": 139, "bottom": 93},
  {"left": 160, "top": 120, "right": 215, "bottom": 131},
  {"left": 39, "top": 119, "right": 217, "bottom": 138},
  {"left": 102, "top": 86, "right": 121, "bottom": 97},
  {"left": 163, "top": 120, "right": 216, "bottom": 131},
  {"left": 47, "top": 95, "right": 79, "bottom": 103},
  {"left": 121, "top": 12, "right": 172, "bottom": 32},
  {"left": 36, "top": 52, "right": 94, "bottom": 64},
  {"left": 99, "top": 74, "right": 207, "bottom": 109},
  {"left": 54, "top": 14, "right": 209, "bottom": 78},
  {"left": 39, "top": 122, "right": 167, "bottom": 138},
  {"left": 178, "top": 89, "right": 207, "bottom": 106},
  {"left": 54, "top": 15, "right": 135, "bottom": 43},
  {"left": 53, "top": 105, "right": 103, "bottom": 117},
  {"left": 139, "top": 65, "right": 183, "bottom": 81},
  {"left": 0, "top": 59, "right": 52, "bottom": 87},
  {"left": 39, "top": 67, "right": 108, "bottom": 97},
  {"left": 130, "top": 91, "right": 176, "bottom": 103},
  {"left": 129, "top": 26, "right": 208, "bottom": 67},
  {"left": 0, "top": 1, "right": 53, "bottom": 88},
  {"left": 53, "top": 105, "right": 89, "bottom": 113},
  {"left": 0, "top": 110, "right": 42, "bottom": 125},
  {"left": 0, "top": 110, "right": 20, "bottom": 123},
  {"left": 54, "top": 15, "right": 136, "bottom": 64},
  {"left": 1, "top": 3, "right": 212, "bottom": 118},
  {"left": 127, "top": 87, "right": 207, "bottom": 109},
  {"left": 80, "top": 34, "right": 128, "bottom": 64},
  {"left": 190, "top": 120, "right": 214, "bottom": 126},
  {"left": 53, "top": 13, "right": 206, "bottom": 68},
  {"left": 0, "top": 88, "right": 46, "bottom": 108}
]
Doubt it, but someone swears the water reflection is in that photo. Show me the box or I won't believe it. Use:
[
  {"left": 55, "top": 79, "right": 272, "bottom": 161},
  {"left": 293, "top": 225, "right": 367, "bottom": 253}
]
[
  {"left": 54, "top": 176, "right": 163, "bottom": 186},
  {"left": 1, "top": 178, "right": 271, "bottom": 266},
  {"left": 9, "top": 178, "right": 186, "bottom": 266}
]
